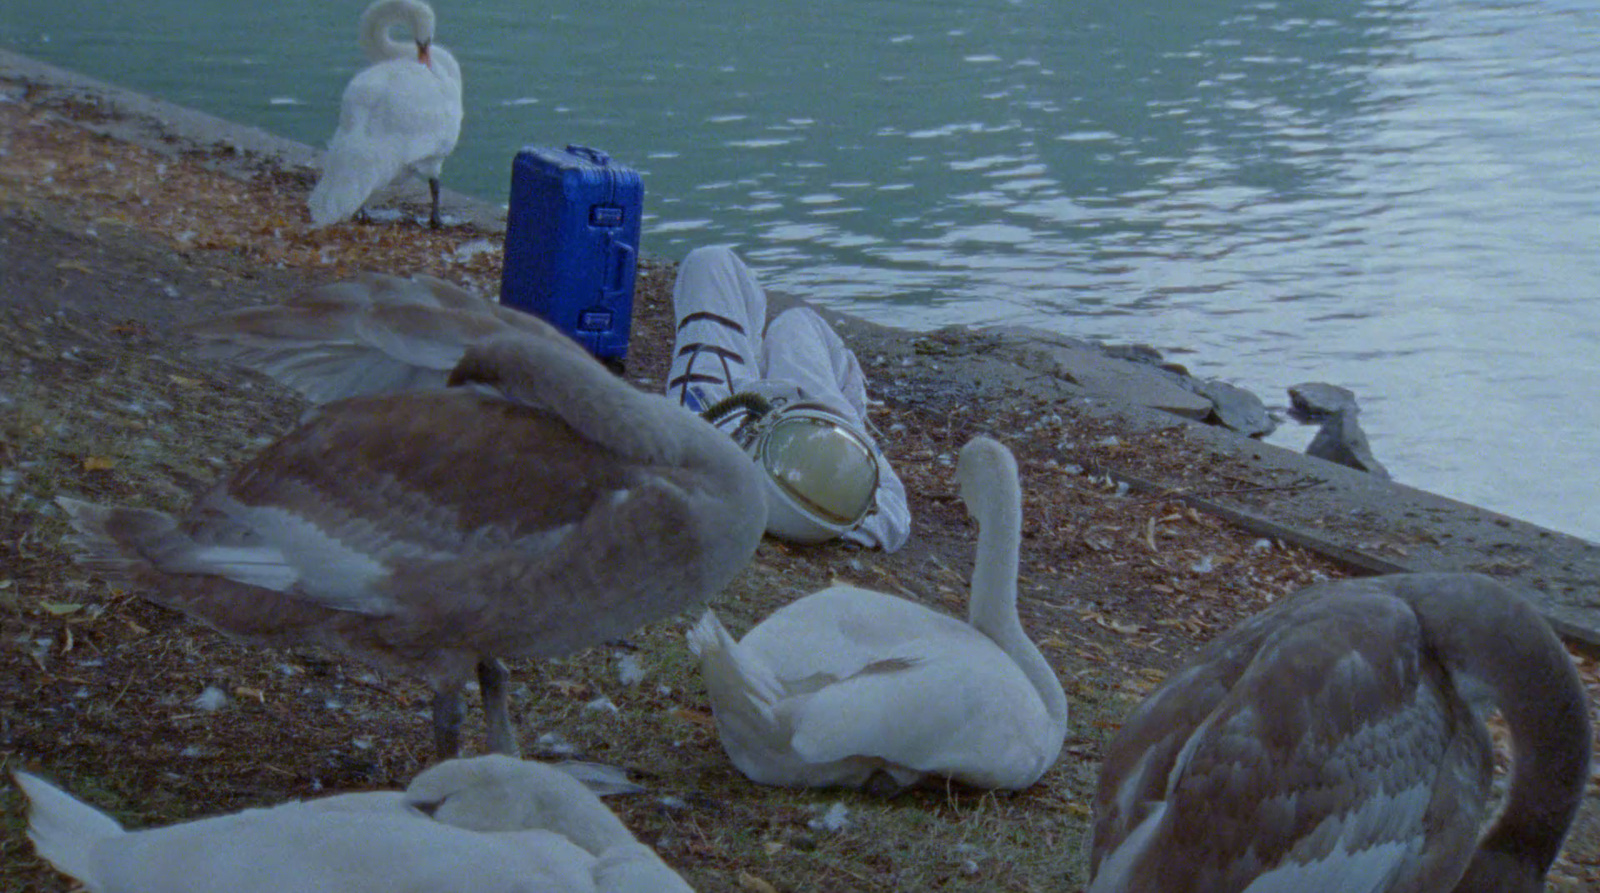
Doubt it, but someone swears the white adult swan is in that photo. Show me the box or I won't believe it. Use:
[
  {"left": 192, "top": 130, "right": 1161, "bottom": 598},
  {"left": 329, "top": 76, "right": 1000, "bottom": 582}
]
[
  {"left": 308, "top": 0, "right": 463, "bottom": 229},
  {"left": 16, "top": 755, "right": 696, "bottom": 892},
  {"left": 57, "top": 280, "right": 767, "bottom": 759},
  {"left": 688, "top": 435, "right": 1068, "bottom": 791},
  {"left": 1088, "top": 573, "right": 1592, "bottom": 893}
]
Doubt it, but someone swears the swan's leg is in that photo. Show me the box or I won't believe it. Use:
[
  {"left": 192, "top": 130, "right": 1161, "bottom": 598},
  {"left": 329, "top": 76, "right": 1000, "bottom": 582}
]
[
  {"left": 478, "top": 658, "right": 522, "bottom": 756},
  {"left": 862, "top": 767, "right": 923, "bottom": 798},
  {"left": 428, "top": 178, "right": 443, "bottom": 229},
  {"left": 431, "top": 686, "right": 466, "bottom": 759}
]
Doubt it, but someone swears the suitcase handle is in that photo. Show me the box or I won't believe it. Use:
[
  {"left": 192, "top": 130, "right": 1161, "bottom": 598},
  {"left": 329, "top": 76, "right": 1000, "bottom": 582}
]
[
  {"left": 607, "top": 236, "right": 636, "bottom": 293},
  {"left": 565, "top": 144, "right": 612, "bottom": 167}
]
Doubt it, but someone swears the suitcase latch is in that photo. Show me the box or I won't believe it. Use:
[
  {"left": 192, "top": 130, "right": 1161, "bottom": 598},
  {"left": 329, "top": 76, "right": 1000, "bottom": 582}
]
[{"left": 590, "top": 205, "right": 624, "bottom": 227}]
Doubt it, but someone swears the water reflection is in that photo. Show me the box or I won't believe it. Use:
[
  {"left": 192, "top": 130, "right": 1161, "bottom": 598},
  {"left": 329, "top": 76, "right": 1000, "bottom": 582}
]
[{"left": 1, "top": 0, "right": 1597, "bottom": 541}]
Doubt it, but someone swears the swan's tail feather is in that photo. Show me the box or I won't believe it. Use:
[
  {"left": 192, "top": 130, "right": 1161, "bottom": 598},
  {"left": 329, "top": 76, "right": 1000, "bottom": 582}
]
[
  {"left": 55, "top": 496, "right": 181, "bottom": 578},
  {"left": 687, "top": 610, "right": 785, "bottom": 743},
  {"left": 183, "top": 276, "right": 574, "bottom": 404},
  {"left": 307, "top": 142, "right": 397, "bottom": 227},
  {"left": 14, "top": 771, "right": 124, "bottom": 888},
  {"left": 55, "top": 497, "right": 297, "bottom": 592}
]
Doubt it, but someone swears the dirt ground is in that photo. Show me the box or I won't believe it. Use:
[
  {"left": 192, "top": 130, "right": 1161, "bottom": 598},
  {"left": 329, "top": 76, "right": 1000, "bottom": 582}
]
[{"left": 2, "top": 83, "right": 1598, "bottom": 892}]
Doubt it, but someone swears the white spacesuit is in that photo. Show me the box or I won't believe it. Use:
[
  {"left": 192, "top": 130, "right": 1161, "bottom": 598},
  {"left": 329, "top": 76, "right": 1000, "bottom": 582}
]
[{"left": 666, "top": 247, "right": 910, "bottom": 552}]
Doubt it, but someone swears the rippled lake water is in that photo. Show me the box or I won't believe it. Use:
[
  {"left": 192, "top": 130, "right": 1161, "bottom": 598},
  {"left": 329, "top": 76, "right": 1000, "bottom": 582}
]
[{"left": 4, "top": 0, "right": 1598, "bottom": 542}]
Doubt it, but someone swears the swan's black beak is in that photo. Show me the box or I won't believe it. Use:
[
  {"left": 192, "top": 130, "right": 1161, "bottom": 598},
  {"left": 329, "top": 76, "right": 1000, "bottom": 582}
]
[{"left": 416, "top": 39, "right": 432, "bottom": 66}]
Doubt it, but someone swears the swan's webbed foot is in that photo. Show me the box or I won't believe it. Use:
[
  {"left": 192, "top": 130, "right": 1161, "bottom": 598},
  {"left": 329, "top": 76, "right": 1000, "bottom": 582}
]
[
  {"left": 862, "top": 769, "right": 917, "bottom": 798},
  {"left": 428, "top": 178, "right": 443, "bottom": 229},
  {"left": 478, "top": 658, "right": 522, "bottom": 756},
  {"left": 431, "top": 687, "right": 466, "bottom": 760}
]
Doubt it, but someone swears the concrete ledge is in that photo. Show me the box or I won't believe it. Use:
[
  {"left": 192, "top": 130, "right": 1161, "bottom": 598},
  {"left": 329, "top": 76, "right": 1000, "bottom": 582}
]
[{"left": 808, "top": 303, "right": 1600, "bottom": 653}]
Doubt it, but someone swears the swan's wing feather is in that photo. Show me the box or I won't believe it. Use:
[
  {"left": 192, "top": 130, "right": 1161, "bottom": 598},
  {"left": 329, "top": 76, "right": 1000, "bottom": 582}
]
[
  {"left": 57, "top": 391, "right": 628, "bottom": 619},
  {"left": 292, "top": 273, "right": 487, "bottom": 312},
  {"left": 445, "top": 333, "right": 735, "bottom": 467},
  {"left": 90, "top": 809, "right": 592, "bottom": 893},
  {"left": 15, "top": 771, "right": 124, "bottom": 890},
  {"left": 738, "top": 585, "right": 973, "bottom": 684},
  {"left": 218, "top": 390, "right": 624, "bottom": 550},
  {"left": 308, "top": 85, "right": 400, "bottom": 227},
  {"left": 782, "top": 642, "right": 1054, "bottom": 788},
  {"left": 187, "top": 301, "right": 516, "bottom": 403},
  {"left": 690, "top": 611, "right": 789, "bottom": 754},
  {"left": 342, "top": 60, "right": 461, "bottom": 163},
  {"left": 1090, "top": 587, "right": 1482, "bottom": 892}
]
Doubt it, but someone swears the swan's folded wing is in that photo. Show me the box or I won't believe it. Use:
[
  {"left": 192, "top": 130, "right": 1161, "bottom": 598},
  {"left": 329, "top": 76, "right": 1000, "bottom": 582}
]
[
  {"left": 1089, "top": 590, "right": 1469, "bottom": 893},
  {"left": 93, "top": 810, "right": 594, "bottom": 893},
  {"left": 186, "top": 302, "right": 508, "bottom": 403},
  {"left": 187, "top": 275, "right": 590, "bottom": 405},
  {"left": 357, "top": 60, "right": 462, "bottom": 160},
  {"left": 781, "top": 647, "right": 1056, "bottom": 789},
  {"left": 739, "top": 585, "right": 974, "bottom": 685},
  {"left": 298, "top": 273, "right": 490, "bottom": 313}
]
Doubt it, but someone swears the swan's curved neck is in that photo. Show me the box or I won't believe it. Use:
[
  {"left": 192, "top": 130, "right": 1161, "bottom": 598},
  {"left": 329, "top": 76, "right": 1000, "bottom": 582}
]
[
  {"left": 967, "top": 468, "right": 1068, "bottom": 728},
  {"left": 1401, "top": 577, "right": 1592, "bottom": 891},
  {"left": 1457, "top": 655, "right": 1590, "bottom": 890},
  {"left": 359, "top": 0, "right": 432, "bottom": 64}
]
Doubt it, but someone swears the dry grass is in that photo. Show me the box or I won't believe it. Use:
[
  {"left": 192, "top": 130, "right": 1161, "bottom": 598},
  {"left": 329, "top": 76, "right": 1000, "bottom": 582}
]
[{"left": 2, "top": 78, "right": 1598, "bottom": 893}]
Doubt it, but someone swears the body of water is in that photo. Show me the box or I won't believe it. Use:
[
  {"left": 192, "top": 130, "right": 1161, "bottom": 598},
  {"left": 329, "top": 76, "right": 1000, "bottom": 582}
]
[{"left": 4, "top": 0, "right": 1597, "bottom": 542}]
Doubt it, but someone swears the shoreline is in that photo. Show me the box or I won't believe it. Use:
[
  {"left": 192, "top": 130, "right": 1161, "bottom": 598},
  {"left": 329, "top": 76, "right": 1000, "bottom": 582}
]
[
  {"left": 3, "top": 46, "right": 1597, "bottom": 648},
  {"left": 4, "top": 47, "right": 1600, "bottom": 891}
]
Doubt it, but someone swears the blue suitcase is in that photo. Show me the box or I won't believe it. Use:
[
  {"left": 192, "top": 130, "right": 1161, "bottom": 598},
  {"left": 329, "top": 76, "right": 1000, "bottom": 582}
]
[{"left": 500, "top": 145, "right": 644, "bottom": 364}]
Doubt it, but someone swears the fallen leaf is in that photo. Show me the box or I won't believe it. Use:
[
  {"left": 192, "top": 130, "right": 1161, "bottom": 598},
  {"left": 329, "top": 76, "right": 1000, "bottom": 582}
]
[
  {"left": 1087, "top": 612, "right": 1143, "bottom": 636},
  {"left": 82, "top": 456, "right": 117, "bottom": 471},
  {"left": 546, "top": 679, "right": 590, "bottom": 698},
  {"left": 669, "top": 707, "right": 716, "bottom": 727},
  {"left": 739, "top": 872, "right": 780, "bottom": 893},
  {"left": 39, "top": 601, "right": 84, "bottom": 615},
  {"left": 168, "top": 374, "right": 202, "bottom": 387}
]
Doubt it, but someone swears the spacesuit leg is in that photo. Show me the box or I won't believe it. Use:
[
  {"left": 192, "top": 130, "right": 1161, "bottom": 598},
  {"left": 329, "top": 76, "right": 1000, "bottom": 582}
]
[{"left": 666, "top": 246, "right": 766, "bottom": 412}]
